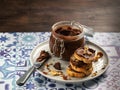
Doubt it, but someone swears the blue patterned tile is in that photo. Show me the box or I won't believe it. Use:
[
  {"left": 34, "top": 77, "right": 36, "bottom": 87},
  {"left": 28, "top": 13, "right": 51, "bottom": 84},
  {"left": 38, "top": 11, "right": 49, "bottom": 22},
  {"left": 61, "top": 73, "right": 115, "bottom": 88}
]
[
  {"left": 0, "top": 33, "right": 17, "bottom": 47},
  {"left": 0, "top": 32, "right": 120, "bottom": 90}
]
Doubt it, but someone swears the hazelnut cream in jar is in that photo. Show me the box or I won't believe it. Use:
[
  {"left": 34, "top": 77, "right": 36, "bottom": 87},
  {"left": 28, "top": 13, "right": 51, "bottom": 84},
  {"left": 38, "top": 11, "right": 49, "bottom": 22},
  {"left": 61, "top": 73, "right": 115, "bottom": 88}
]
[{"left": 49, "top": 21, "right": 84, "bottom": 61}]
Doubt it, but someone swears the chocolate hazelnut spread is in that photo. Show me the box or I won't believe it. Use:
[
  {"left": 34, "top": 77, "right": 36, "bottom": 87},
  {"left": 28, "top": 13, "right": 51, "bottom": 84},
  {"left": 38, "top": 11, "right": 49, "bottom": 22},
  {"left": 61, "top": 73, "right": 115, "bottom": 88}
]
[
  {"left": 55, "top": 26, "right": 81, "bottom": 36},
  {"left": 70, "top": 59, "right": 87, "bottom": 67},
  {"left": 70, "top": 58, "right": 92, "bottom": 69},
  {"left": 36, "top": 50, "right": 51, "bottom": 62},
  {"left": 49, "top": 21, "right": 84, "bottom": 60},
  {"left": 53, "top": 62, "right": 61, "bottom": 70},
  {"left": 76, "top": 47, "right": 95, "bottom": 59}
]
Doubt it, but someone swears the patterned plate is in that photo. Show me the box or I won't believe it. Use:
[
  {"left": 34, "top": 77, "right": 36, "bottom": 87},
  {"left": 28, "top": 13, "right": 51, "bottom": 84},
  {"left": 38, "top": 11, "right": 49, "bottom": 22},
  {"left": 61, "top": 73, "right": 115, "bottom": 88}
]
[{"left": 30, "top": 40, "right": 109, "bottom": 83}]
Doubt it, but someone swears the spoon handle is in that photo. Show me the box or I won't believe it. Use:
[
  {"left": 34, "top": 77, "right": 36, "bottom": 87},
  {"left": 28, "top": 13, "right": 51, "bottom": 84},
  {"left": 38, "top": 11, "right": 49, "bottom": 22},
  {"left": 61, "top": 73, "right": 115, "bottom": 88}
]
[{"left": 16, "top": 66, "right": 35, "bottom": 86}]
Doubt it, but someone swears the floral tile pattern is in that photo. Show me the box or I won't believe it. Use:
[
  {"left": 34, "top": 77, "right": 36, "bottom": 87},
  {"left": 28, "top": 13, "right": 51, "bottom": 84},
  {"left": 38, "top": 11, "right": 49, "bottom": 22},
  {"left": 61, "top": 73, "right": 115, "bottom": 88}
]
[{"left": 0, "top": 32, "right": 120, "bottom": 90}]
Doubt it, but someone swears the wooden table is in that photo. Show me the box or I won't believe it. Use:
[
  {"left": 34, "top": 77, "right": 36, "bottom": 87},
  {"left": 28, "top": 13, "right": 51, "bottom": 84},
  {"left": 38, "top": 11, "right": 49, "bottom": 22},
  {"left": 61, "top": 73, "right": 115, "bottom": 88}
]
[{"left": 0, "top": 0, "right": 120, "bottom": 32}]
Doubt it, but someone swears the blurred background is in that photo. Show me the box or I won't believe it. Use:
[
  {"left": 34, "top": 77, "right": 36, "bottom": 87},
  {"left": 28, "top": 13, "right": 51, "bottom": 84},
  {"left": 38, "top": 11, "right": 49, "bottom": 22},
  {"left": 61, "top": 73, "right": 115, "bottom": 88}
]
[{"left": 0, "top": 0, "right": 120, "bottom": 32}]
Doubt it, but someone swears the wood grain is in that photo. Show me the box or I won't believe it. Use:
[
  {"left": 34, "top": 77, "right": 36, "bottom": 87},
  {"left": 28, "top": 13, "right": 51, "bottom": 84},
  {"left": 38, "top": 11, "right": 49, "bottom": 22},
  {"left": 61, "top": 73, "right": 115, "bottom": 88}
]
[{"left": 0, "top": 0, "right": 120, "bottom": 32}]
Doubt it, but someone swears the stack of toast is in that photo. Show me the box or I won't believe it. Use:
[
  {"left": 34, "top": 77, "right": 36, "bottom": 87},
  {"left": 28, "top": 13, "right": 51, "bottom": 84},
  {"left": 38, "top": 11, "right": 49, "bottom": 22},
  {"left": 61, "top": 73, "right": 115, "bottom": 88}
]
[{"left": 67, "top": 46, "right": 103, "bottom": 78}]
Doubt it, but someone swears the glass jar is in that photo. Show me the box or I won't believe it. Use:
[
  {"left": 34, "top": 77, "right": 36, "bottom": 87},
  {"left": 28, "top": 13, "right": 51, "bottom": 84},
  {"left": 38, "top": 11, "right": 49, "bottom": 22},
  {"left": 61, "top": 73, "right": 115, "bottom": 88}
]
[{"left": 49, "top": 21, "right": 84, "bottom": 61}]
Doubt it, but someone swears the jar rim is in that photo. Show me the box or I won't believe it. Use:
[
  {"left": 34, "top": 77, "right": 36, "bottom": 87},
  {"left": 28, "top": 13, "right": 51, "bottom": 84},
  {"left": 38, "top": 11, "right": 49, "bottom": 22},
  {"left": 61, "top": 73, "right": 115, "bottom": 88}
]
[{"left": 52, "top": 21, "right": 84, "bottom": 41}]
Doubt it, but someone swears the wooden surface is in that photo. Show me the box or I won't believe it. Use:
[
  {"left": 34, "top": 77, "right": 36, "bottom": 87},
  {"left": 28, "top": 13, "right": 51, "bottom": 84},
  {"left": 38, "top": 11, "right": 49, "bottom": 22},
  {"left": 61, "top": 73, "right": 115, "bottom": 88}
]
[{"left": 0, "top": 0, "right": 120, "bottom": 32}]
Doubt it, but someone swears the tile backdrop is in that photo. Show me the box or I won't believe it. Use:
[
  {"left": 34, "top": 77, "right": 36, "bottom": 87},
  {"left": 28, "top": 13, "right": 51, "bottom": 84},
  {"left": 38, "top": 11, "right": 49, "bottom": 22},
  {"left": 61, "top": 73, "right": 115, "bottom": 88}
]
[{"left": 0, "top": 32, "right": 120, "bottom": 90}]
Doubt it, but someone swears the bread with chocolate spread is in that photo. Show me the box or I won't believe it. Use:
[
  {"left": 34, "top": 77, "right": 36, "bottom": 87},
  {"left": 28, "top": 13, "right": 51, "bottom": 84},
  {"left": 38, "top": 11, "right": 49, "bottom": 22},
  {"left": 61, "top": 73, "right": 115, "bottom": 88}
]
[{"left": 66, "top": 46, "right": 103, "bottom": 78}]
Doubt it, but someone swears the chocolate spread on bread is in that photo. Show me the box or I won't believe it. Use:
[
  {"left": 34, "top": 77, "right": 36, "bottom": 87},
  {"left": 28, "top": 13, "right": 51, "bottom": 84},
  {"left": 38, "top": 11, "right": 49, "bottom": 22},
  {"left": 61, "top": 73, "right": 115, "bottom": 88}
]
[
  {"left": 76, "top": 47, "right": 95, "bottom": 59},
  {"left": 66, "top": 46, "right": 103, "bottom": 78}
]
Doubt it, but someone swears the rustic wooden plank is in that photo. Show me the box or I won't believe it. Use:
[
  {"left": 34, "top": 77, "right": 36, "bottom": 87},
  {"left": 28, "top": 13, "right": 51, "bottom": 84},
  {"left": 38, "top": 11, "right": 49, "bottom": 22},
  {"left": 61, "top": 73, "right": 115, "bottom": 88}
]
[{"left": 0, "top": 0, "right": 120, "bottom": 32}]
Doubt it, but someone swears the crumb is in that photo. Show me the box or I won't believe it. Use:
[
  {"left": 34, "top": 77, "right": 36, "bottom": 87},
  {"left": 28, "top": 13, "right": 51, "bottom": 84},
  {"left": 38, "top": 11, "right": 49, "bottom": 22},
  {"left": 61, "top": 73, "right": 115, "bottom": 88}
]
[
  {"left": 42, "top": 72, "right": 48, "bottom": 75},
  {"left": 91, "top": 71, "right": 97, "bottom": 77},
  {"left": 49, "top": 70, "right": 63, "bottom": 76},
  {"left": 45, "top": 63, "right": 53, "bottom": 67},
  {"left": 102, "top": 64, "right": 107, "bottom": 69},
  {"left": 45, "top": 63, "right": 53, "bottom": 71},
  {"left": 61, "top": 75, "right": 71, "bottom": 80},
  {"left": 45, "top": 64, "right": 49, "bottom": 67},
  {"left": 53, "top": 62, "right": 61, "bottom": 70},
  {"left": 97, "top": 52, "right": 103, "bottom": 58}
]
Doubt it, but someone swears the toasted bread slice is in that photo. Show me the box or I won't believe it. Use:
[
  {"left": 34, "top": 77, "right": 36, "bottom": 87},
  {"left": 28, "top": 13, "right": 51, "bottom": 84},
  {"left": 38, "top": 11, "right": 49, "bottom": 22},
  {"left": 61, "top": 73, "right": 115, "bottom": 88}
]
[
  {"left": 70, "top": 61, "right": 92, "bottom": 74},
  {"left": 66, "top": 67, "right": 86, "bottom": 78},
  {"left": 73, "top": 47, "right": 103, "bottom": 63},
  {"left": 66, "top": 66, "right": 93, "bottom": 78}
]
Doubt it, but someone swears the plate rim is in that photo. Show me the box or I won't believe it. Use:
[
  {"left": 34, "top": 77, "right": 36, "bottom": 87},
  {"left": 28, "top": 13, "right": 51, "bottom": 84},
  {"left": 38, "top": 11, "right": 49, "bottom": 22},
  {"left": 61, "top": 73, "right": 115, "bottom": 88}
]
[{"left": 30, "top": 40, "right": 109, "bottom": 83}]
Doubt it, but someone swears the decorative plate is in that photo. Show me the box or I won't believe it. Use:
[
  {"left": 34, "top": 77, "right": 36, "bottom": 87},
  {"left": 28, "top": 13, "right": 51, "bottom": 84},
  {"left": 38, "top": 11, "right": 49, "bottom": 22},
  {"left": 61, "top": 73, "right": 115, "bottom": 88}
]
[{"left": 30, "top": 40, "right": 109, "bottom": 83}]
